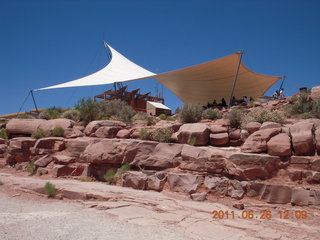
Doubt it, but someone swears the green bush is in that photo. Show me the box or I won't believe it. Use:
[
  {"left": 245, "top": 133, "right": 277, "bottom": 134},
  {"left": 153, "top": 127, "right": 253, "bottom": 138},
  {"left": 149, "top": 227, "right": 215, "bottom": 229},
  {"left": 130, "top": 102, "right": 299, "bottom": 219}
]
[
  {"left": 103, "top": 169, "right": 117, "bottom": 183},
  {"left": 202, "top": 108, "right": 221, "bottom": 120},
  {"left": 120, "top": 164, "right": 131, "bottom": 173},
  {"left": 242, "top": 108, "right": 285, "bottom": 127},
  {"left": 159, "top": 113, "right": 167, "bottom": 120},
  {"left": 224, "top": 108, "right": 244, "bottom": 128},
  {"left": 31, "top": 128, "right": 51, "bottom": 139},
  {"left": 0, "top": 129, "right": 8, "bottom": 139},
  {"left": 178, "top": 104, "right": 203, "bottom": 123},
  {"left": 39, "top": 107, "right": 63, "bottom": 120},
  {"left": 150, "top": 128, "right": 173, "bottom": 143},
  {"left": 285, "top": 93, "right": 320, "bottom": 119},
  {"left": 51, "top": 127, "right": 64, "bottom": 137},
  {"left": 166, "top": 116, "right": 175, "bottom": 121},
  {"left": 132, "top": 112, "right": 149, "bottom": 121},
  {"left": 75, "top": 98, "right": 100, "bottom": 124},
  {"left": 113, "top": 105, "right": 136, "bottom": 123},
  {"left": 61, "top": 109, "right": 81, "bottom": 121},
  {"left": 26, "top": 160, "right": 36, "bottom": 175},
  {"left": 44, "top": 182, "right": 57, "bottom": 198},
  {"left": 139, "top": 128, "right": 149, "bottom": 140}
]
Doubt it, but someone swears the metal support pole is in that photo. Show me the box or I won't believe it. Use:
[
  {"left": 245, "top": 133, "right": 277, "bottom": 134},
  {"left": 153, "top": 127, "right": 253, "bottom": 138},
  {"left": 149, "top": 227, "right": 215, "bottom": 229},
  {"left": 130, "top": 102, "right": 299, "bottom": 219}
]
[
  {"left": 278, "top": 75, "right": 286, "bottom": 92},
  {"left": 30, "top": 90, "right": 39, "bottom": 113},
  {"left": 228, "top": 50, "right": 244, "bottom": 108}
]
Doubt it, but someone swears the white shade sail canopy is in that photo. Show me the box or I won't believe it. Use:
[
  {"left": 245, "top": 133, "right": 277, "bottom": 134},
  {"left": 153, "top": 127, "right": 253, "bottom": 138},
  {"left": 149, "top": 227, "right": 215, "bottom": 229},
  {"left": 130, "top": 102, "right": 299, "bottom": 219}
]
[{"left": 36, "top": 43, "right": 281, "bottom": 105}]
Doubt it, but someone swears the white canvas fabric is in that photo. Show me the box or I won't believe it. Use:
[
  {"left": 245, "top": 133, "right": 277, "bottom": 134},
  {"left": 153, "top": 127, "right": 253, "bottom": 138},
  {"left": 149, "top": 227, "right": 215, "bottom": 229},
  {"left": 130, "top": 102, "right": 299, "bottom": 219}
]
[{"left": 36, "top": 43, "right": 281, "bottom": 105}]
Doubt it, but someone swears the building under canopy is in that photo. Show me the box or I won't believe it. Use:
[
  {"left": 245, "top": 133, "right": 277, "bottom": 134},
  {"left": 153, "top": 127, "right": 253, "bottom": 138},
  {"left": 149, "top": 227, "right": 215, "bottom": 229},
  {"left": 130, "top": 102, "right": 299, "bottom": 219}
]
[{"left": 36, "top": 43, "right": 281, "bottom": 105}]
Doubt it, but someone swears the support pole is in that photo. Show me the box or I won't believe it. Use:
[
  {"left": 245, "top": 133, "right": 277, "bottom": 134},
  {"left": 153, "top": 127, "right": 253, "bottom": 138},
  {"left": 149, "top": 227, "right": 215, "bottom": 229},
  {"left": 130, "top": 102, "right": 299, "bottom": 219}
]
[
  {"left": 228, "top": 50, "right": 244, "bottom": 108},
  {"left": 278, "top": 75, "right": 286, "bottom": 92},
  {"left": 30, "top": 90, "right": 39, "bottom": 113}
]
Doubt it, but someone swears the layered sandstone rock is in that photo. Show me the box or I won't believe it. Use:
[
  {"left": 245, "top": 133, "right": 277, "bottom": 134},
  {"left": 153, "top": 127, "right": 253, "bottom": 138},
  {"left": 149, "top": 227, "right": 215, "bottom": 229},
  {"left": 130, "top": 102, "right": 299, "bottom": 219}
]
[
  {"left": 290, "top": 121, "right": 315, "bottom": 155},
  {"left": 245, "top": 122, "right": 261, "bottom": 134},
  {"left": 176, "top": 123, "right": 210, "bottom": 146},
  {"left": 167, "top": 173, "right": 203, "bottom": 194},
  {"left": 267, "top": 133, "right": 292, "bottom": 156},
  {"left": 241, "top": 128, "right": 280, "bottom": 153},
  {"left": 84, "top": 120, "right": 126, "bottom": 136}
]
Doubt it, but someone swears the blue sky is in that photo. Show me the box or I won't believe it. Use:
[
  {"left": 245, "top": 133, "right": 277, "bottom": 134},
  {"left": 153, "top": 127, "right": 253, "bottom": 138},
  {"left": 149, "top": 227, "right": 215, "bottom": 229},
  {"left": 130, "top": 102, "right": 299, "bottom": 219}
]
[{"left": 1, "top": 0, "right": 319, "bottom": 115}]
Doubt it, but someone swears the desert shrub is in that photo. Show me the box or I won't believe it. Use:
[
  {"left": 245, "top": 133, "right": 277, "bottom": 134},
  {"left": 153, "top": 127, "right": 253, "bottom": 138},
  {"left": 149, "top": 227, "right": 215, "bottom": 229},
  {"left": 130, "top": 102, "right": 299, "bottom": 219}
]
[
  {"left": 113, "top": 105, "right": 136, "bottom": 123},
  {"left": 285, "top": 93, "right": 320, "bottom": 119},
  {"left": 202, "top": 108, "right": 221, "bottom": 120},
  {"left": 103, "top": 169, "right": 117, "bottom": 183},
  {"left": 119, "top": 164, "right": 131, "bottom": 173},
  {"left": 75, "top": 98, "right": 100, "bottom": 124},
  {"left": 178, "top": 104, "right": 203, "bottom": 123},
  {"left": 132, "top": 112, "right": 149, "bottom": 121},
  {"left": 150, "top": 128, "right": 173, "bottom": 143},
  {"left": 139, "top": 128, "right": 149, "bottom": 140},
  {"left": 0, "top": 129, "right": 8, "bottom": 139},
  {"left": 241, "top": 108, "right": 285, "bottom": 127},
  {"left": 39, "top": 107, "right": 63, "bottom": 120},
  {"left": 166, "top": 116, "right": 175, "bottom": 121},
  {"left": 31, "top": 128, "right": 51, "bottom": 139},
  {"left": 61, "top": 109, "right": 81, "bottom": 121},
  {"left": 159, "top": 113, "right": 167, "bottom": 120},
  {"left": 51, "top": 127, "right": 64, "bottom": 137},
  {"left": 187, "top": 136, "right": 196, "bottom": 146},
  {"left": 224, "top": 108, "right": 244, "bottom": 128},
  {"left": 26, "top": 160, "right": 36, "bottom": 175},
  {"left": 44, "top": 182, "right": 57, "bottom": 198}
]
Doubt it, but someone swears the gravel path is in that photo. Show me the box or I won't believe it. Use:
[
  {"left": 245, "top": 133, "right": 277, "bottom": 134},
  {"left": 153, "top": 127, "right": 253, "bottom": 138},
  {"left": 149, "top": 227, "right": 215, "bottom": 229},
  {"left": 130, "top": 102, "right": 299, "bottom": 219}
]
[{"left": 0, "top": 192, "right": 193, "bottom": 240}]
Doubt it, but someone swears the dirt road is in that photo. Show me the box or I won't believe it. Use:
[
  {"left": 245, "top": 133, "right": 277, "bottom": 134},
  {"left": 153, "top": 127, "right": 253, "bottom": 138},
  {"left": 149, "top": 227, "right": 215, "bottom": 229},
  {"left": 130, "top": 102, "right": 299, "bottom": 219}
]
[{"left": 0, "top": 171, "right": 319, "bottom": 240}]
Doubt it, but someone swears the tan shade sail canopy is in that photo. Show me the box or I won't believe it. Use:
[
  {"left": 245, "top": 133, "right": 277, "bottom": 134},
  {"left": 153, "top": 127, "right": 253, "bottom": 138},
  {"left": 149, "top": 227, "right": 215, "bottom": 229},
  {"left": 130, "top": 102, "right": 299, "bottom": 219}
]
[{"left": 36, "top": 43, "right": 281, "bottom": 105}]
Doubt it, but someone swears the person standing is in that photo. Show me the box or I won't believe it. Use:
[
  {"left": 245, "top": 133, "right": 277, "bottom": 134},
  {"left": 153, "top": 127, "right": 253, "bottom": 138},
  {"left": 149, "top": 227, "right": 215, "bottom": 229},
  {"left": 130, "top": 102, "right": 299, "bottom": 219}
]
[{"left": 279, "top": 88, "right": 284, "bottom": 98}]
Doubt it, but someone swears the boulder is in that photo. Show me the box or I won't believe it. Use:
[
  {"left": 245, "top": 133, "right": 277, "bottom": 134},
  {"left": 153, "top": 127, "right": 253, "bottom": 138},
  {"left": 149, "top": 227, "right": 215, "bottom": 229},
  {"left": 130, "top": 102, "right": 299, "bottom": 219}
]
[
  {"left": 33, "top": 137, "right": 65, "bottom": 155},
  {"left": 116, "top": 129, "right": 131, "bottom": 138},
  {"left": 7, "top": 137, "right": 36, "bottom": 163},
  {"left": 229, "top": 129, "right": 241, "bottom": 139},
  {"left": 229, "top": 139, "right": 243, "bottom": 147},
  {"left": 190, "top": 193, "right": 207, "bottom": 201},
  {"left": 6, "top": 119, "right": 47, "bottom": 135},
  {"left": 290, "top": 156, "right": 312, "bottom": 169},
  {"left": 227, "top": 153, "right": 280, "bottom": 180},
  {"left": 123, "top": 140, "right": 158, "bottom": 165},
  {"left": 310, "top": 85, "right": 320, "bottom": 100},
  {"left": 246, "top": 182, "right": 266, "bottom": 197},
  {"left": 34, "top": 154, "right": 54, "bottom": 167},
  {"left": 214, "top": 119, "right": 230, "bottom": 127},
  {"left": 210, "top": 125, "right": 228, "bottom": 134},
  {"left": 311, "top": 159, "right": 320, "bottom": 172},
  {"left": 209, "top": 133, "right": 229, "bottom": 146},
  {"left": 52, "top": 155, "right": 76, "bottom": 164},
  {"left": 246, "top": 122, "right": 261, "bottom": 134},
  {"left": 127, "top": 142, "right": 182, "bottom": 168},
  {"left": 81, "top": 139, "right": 128, "bottom": 164},
  {"left": 146, "top": 172, "right": 167, "bottom": 191},
  {"left": 267, "top": 133, "right": 292, "bottom": 156},
  {"left": 241, "top": 128, "right": 280, "bottom": 153},
  {"left": 309, "top": 190, "right": 320, "bottom": 205},
  {"left": 51, "top": 164, "right": 84, "bottom": 177},
  {"left": 260, "top": 121, "right": 282, "bottom": 130},
  {"left": 122, "top": 171, "right": 147, "bottom": 190},
  {"left": 290, "top": 121, "right": 315, "bottom": 156},
  {"left": 227, "top": 180, "right": 245, "bottom": 200},
  {"left": 36, "top": 167, "right": 48, "bottom": 176},
  {"left": 0, "top": 144, "right": 7, "bottom": 154},
  {"left": 39, "top": 119, "right": 75, "bottom": 131},
  {"left": 84, "top": 120, "right": 126, "bottom": 136},
  {"left": 155, "top": 120, "right": 182, "bottom": 132},
  {"left": 316, "top": 129, "right": 320, "bottom": 155},
  {"left": 94, "top": 126, "right": 123, "bottom": 138},
  {"left": 180, "top": 145, "right": 225, "bottom": 173},
  {"left": 176, "top": 123, "right": 210, "bottom": 146},
  {"left": 64, "top": 126, "right": 84, "bottom": 138},
  {"left": 260, "top": 185, "right": 292, "bottom": 204},
  {"left": 65, "top": 137, "right": 93, "bottom": 157},
  {"left": 167, "top": 173, "right": 203, "bottom": 194},
  {"left": 291, "top": 188, "right": 310, "bottom": 206},
  {"left": 203, "top": 176, "right": 229, "bottom": 195},
  {"left": 306, "top": 171, "right": 320, "bottom": 184}
]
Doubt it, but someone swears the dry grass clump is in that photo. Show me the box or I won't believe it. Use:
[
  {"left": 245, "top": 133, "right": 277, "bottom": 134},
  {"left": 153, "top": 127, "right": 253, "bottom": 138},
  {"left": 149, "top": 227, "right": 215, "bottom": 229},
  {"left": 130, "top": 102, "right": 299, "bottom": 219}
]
[
  {"left": 178, "top": 104, "right": 203, "bottom": 123},
  {"left": 241, "top": 108, "right": 285, "bottom": 128}
]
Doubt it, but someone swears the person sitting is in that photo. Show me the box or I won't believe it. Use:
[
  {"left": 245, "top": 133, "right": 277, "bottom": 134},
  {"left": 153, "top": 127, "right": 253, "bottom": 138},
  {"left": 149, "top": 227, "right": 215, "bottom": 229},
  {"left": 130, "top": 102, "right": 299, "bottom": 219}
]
[
  {"left": 279, "top": 88, "right": 284, "bottom": 98},
  {"left": 221, "top": 98, "right": 227, "bottom": 107},
  {"left": 242, "top": 96, "right": 249, "bottom": 105}
]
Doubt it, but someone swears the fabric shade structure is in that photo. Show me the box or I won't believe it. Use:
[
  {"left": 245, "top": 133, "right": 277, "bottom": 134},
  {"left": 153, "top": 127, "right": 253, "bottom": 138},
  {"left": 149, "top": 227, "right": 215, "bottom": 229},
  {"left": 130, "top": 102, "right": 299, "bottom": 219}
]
[{"left": 35, "top": 43, "right": 281, "bottom": 105}]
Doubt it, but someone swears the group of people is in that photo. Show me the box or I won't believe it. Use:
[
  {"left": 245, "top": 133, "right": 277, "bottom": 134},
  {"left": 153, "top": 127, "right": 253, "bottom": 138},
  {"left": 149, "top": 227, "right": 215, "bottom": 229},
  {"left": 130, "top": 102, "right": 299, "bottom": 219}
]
[
  {"left": 204, "top": 96, "right": 253, "bottom": 109},
  {"left": 273, "top": 88, "right": 285, "bottom": 99}
]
